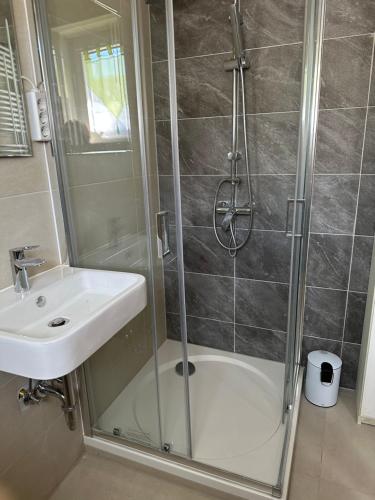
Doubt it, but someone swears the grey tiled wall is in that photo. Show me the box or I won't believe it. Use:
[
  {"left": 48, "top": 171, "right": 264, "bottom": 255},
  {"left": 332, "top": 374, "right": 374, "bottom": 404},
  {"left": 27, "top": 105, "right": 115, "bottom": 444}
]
[
  {"left": 151, "top": 0, "right": 375, "bottom": 389},
  {"left": 303, "top": 0, "right": 375, "bottom": 389}
]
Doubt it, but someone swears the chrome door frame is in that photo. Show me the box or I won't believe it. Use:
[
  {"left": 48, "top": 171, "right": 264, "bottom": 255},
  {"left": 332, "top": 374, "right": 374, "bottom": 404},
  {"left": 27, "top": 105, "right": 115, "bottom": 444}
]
[
  {"left": 165, "top": 0, "right": 193, "bottom": 459},
  {"left": 279, "top": 0, "right": 326, "bottom": 491}
]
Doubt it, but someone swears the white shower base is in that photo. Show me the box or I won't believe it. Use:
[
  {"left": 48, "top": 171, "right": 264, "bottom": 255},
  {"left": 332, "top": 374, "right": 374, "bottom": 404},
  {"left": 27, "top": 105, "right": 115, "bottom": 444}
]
[{"left": 95, "top": 339, "right": 287, "bottom": 487}]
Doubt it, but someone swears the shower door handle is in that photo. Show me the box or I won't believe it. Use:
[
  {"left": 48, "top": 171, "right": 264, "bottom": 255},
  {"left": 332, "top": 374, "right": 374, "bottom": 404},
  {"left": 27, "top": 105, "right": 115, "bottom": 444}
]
[
  {"left": 157, "top": 211, "right": 171, "bottom": 258},
  {"left": 285, "top": 198, "right": 305, "bottom": 238}
]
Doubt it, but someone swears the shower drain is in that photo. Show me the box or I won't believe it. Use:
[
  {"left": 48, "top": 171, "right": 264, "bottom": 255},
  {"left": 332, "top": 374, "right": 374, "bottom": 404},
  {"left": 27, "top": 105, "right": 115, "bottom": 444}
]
[
  {"left": 48, "top": 317, "right": 70, "bottom": 328},
  {"left": 175, "top": 361, "right": 196, "bottom": 376}
]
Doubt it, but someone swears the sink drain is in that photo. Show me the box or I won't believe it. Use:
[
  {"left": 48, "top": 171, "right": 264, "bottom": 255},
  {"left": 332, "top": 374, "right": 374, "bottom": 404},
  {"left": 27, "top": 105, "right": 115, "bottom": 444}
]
[
  {"left": 175, "top": 361, "right": 195, "bottom": 376},
  {"left": 48, "top": 317, "right": 70, "bottom": 328}
]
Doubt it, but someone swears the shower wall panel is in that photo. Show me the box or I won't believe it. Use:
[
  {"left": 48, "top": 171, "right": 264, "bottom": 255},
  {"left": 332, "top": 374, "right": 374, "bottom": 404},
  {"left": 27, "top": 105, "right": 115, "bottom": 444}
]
[{"left": 303, "top": 0, "right": 375, "bottom": 389}]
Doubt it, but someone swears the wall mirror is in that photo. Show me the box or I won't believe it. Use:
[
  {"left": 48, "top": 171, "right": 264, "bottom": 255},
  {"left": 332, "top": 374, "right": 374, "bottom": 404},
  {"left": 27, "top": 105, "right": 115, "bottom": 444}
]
[{"left": 0, "top": 0, "right": 32, "bottom": 156}]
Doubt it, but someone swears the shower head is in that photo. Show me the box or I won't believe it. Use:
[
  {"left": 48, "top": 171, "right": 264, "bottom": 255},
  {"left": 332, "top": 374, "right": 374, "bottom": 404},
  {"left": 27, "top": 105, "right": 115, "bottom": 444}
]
[{"left": 229, "top": 3, "right": 244, "bottom": 61}]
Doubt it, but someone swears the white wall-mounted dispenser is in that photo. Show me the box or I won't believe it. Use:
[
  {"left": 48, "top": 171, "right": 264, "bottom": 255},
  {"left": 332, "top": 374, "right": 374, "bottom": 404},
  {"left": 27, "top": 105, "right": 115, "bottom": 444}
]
[{"left": 25, "top": 88, "right": 51, "bottom": 142}]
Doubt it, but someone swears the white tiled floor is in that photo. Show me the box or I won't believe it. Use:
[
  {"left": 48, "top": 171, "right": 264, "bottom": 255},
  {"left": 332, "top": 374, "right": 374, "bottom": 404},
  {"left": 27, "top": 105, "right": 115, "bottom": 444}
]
[{"left": 50, "top": 389, "right": 375, "bottom": 500}]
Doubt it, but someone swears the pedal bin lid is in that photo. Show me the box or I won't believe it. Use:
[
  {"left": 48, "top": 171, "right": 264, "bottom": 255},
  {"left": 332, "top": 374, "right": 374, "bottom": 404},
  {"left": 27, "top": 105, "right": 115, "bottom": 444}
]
[{"left": 308, "top": 350, "right": 342, "bottom": 370}]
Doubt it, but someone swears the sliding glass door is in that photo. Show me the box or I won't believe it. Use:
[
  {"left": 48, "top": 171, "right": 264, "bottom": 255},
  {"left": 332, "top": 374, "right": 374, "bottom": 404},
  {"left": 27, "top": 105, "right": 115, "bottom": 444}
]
[{"left": 34, "top": 0, "right": 191, "bottom": 457}]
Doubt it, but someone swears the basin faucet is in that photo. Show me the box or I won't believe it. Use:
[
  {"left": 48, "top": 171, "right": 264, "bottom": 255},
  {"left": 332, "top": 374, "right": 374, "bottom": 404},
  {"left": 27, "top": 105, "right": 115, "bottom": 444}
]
[{"left": 9, "top": 246, "right": 46, "bottom": 293}]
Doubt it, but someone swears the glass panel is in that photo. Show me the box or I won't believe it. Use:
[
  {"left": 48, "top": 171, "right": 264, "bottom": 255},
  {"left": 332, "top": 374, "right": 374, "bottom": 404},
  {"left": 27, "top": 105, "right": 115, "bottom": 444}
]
[
  {"left": 284, "top": 0, "right": 326, "bottom": 415},
  {"left": 0, "top": 0, "right": 31, "bottom": 156},
  {"left": 171, "top": 0, "right": 299, "bottom": 484},
  {"left": 164, "top": 0, "right": 319, "bottom": 491},
  {"left": 39, "top": 0, "right": 161, "bottom": 449},
  {"left": 36, "top": 0, "right": 191, "bottom": 458},
  {"left": 140, "top": 0, "right": 192, "bottom": 458}
]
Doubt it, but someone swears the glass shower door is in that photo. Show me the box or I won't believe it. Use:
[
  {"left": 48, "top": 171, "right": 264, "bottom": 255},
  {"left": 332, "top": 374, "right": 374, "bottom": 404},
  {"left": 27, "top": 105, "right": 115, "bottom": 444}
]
[
  {"left": 34, "top": 0, "right": 191, "bottom": 457},
  {"left": 283, "top": 0, "right": 326, "bottom": 415}
]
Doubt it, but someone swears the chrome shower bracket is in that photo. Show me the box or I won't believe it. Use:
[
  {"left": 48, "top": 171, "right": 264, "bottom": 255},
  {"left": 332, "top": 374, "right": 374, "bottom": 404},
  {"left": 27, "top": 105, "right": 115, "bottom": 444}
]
[
  {"left": 224, "top": 57, "right": 249, "bottom": 72},
  {"left": 227, "top": 151, "right": 242, "bottom": 161}
]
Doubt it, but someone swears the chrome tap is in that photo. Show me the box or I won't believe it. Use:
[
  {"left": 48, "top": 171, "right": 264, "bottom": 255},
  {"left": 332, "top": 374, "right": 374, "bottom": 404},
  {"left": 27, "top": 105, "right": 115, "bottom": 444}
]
[{"left": 9, "top": 245, "right": 46, "bottom": 293}]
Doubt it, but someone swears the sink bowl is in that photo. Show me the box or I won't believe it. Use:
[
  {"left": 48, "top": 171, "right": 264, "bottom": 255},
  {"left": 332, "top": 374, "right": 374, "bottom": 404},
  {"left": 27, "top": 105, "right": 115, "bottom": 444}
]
[{"left": 0, "top": 266, "right": 147, "bottom": 379}]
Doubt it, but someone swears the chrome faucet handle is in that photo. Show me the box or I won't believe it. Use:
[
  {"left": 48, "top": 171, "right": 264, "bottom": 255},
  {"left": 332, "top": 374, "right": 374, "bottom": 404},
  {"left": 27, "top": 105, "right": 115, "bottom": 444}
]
[
  {"left": 10, "top": 245, "right": 40, "bottom": 253},
  {"left": 14, "top": 258, "right": 46, "bottom": 269},
  {"left": 10, "top": 245, "right": 40, "bottom": 261}
]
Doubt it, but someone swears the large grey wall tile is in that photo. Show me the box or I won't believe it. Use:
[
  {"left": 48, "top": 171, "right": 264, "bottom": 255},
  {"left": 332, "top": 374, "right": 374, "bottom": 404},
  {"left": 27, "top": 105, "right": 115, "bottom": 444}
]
[
  {"left": 235, "top": 324, "right": 286, "bottom": 362},
  {"left": 320, "top": 36, "right": 373, "bottom": 109},
  {"left": 178, "top": 117, "right": 232, "bottom": 175},
  {"left": 307, "top": 234, "right": 352, "bottom": 289},
  {"left": 341, "top": 343, "right": 361, "bottom": 389},
  {"left": 311, "top": 175, "right": 359, "bottom": 234},
  {"left": 236, "top": 230, "right": 291, "bottom": 283},
  {"left": 150, "top": 0, "right": 167, "bottom": 62},
  {"left": 350, "top": 236, "right": 374, "bottom": 292},
  {"left": 189, "top": 113, "right": 299, "bottom": 177},
  {"left": 244, "top": 175, "right": 296, "bottom": 231},
  {"left": 153, "top": 61, "right": 170, "bottom": 120},
  {"left": 164, "top": 271, "right": 180, "bottom": 314},
  {"left": 363, "top": 108, "right": 375, "bottom": 174},
  {"left": 187, "top": 316, "right": 234, "bottom": 352},
  {"left": 235, "top": 278, "right": 289, "bottom": 331},
  {"left": 370, "top": 61, "right": 375, "bottom": 106},
  {"left": 241, "top": 0, "right": 305, "bottom": 49},
  {"left": 355, "top": 176, "right": 375, "bottom": 236},
  {"left": 183, "top": 226, "right": 234, "bottom": 276},
  {"left": 245, "top": 44, "right": 303, "bottom": 113},
  {"left": 181, "top": 175, "right": 295, "bottom": 231},
  {"left": 246, "top": 112, "right": 299, "bottom": 174},
  {"left": 185, "top": 273, "right": 234, "bottom": 322},
  {"left": 325, "top": 0, "right": 375, "bottom": 38},
  {"left": 173, "top": 0, "right": 232, "bottom": 58},
  {"left": 181, "top": 175, "right": 230, "bottom": 227},
  {"left": 301, "top": 337, "right": 342, "bottom": 366},
  {"left": 315, "top": 109, "right": 366, "bottom": 174},
  {"left": 304, "top": 287, "right": 347, "bottom": 341},
  {"left": 179, "top": 112, "right": 299, "bottom": 178},
  {"left": 179, "top": 112, "right": 298, "bottom": 176},
  {"left": 344, "top": 292, "right": 367, "bottom": 344},
  {"left": 159, "top": 176, "right": 175, "bottom": 224},
  {"left": 156, "top": 121, "right": 172, "bottom": 175},
  {"left": 176, "top": 54, "right": 232, "bottom": 118},
  {"left": 167, "top": 312, "right": 234, "bottom": 351},
  {"left": 166, "top": 312, "right": 180, "bottom": 340}
]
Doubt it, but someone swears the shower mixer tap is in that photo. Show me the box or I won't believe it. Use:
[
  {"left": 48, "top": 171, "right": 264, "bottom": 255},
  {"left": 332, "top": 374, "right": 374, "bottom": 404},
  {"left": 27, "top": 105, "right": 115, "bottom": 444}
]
[{"left": 221, "top": 208, "right": 236, "bottom": 232}]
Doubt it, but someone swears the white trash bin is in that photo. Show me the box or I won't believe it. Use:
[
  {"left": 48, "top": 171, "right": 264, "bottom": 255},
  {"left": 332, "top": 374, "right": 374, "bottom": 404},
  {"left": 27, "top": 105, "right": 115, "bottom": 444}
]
[{"left": 305, "top": 350, "right": 342, "bottom": 407}]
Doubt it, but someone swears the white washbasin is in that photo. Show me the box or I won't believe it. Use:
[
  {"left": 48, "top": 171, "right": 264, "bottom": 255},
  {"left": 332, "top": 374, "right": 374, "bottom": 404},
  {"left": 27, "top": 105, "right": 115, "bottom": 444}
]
[{"left": 0, "top": 265, "right": 147, "bottom": 379}]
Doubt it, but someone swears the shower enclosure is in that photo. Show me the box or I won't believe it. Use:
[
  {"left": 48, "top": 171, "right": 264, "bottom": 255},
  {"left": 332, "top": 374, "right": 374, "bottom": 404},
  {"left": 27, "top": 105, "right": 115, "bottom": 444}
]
[{"left": 34, "top": 0, "right": 325, "bottom": 496}]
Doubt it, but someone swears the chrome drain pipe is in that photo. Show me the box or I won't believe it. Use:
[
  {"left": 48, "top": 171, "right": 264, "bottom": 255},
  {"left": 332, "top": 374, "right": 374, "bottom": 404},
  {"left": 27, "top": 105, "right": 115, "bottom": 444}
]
[{"left": 18, "top": 374, "right": 77, "bottom": 431}]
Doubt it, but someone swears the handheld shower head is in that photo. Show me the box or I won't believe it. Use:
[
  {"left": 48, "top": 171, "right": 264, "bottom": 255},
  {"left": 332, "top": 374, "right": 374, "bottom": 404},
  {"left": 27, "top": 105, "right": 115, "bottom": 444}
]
[{"left": 229, "top": 3, "right": 244, "bottom": 61}]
